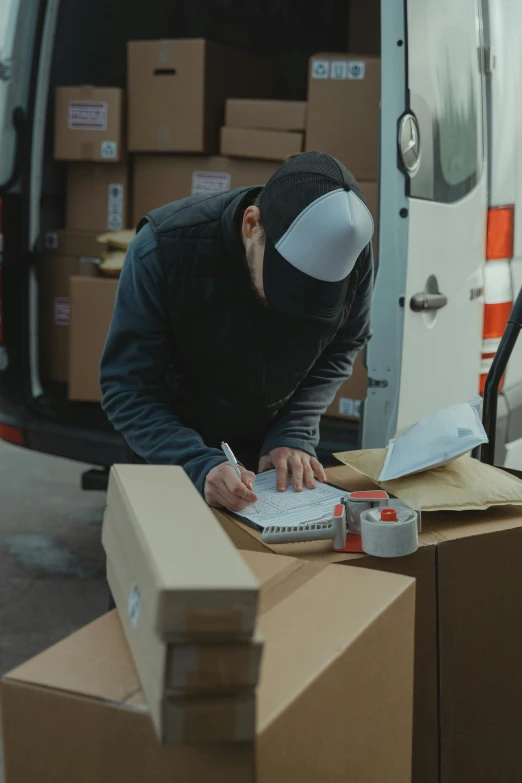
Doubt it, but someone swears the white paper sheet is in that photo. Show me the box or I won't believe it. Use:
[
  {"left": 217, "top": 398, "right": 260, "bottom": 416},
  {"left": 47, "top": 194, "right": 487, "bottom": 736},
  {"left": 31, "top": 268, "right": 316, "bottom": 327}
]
[{"left": 230, "top": 469, "right": 344, "bottom": 530}]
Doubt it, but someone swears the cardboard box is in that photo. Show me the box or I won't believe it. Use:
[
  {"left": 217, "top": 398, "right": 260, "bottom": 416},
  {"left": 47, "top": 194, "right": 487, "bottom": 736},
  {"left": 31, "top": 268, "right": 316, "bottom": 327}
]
[
  {"left": 133, "top": 155, "right": 279, "bottom": 224},
  {"left": 220, "top": 127, "right": 303, "bottom": 162},
  {"left": 54, "top": 86, "right": 125, "bottom": 162},
  {"left": 215, "top": 465, "right": 438, "bottom": 783},
  {"left": 103, "top": 465, "right": 259, "bottom": 642},
  {"left": 67, "top": 162, "right": 129, "bottom": 233},
  {"left": 128, "top": 39, "right": 274, "bottom": 153},
  {"left": 348, "top": 0, "right": 381, "bottom": 54},
  {"left": 39, "top": 231, "right": 101, "bottom": 383},
  {"left": 1, "top": 552, "right": 415, "bottom": 782},
  {"left": 68, "top": 276, "right": 118, "bottom": 401},
  {"left": 306, "top": 54, "right": 381, "bottom": 181},
  {"left": 225, "top": 99, "right": 307, "bottom": 131},
  {"left": 218, "top": 464, "right": 522, "bottom": 783},
  {"left": 324, "top": 352, "right": 368, "bottom": 421}
]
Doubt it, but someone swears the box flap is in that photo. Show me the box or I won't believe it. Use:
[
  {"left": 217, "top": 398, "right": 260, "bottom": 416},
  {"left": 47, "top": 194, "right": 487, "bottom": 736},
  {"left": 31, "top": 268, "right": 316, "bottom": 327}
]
[{"left": 4, "top": 612, "right": 142, "bottom": 705}]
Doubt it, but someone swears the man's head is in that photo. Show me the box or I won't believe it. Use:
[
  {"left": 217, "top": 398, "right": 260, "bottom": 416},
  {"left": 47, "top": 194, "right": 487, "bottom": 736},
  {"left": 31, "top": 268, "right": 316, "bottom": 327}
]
[{"left": 241, "top": 151, "right": 374, "bottom": 322}]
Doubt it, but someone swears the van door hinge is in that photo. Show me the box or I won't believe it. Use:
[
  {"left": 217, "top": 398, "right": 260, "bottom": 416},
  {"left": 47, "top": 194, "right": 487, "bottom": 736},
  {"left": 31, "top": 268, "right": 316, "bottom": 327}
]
[
  {"left": 368, "top": 378, "right": 388, "bottom": 389},
  {"left": 0, "top": 59, "right": 12, "bottom": 81}
]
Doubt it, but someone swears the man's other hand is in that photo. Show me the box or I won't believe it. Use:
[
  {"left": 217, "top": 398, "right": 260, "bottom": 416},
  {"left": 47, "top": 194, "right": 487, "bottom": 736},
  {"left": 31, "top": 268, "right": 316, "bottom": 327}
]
[
  {"left": 204, "top": 463, "right": 257, "bottom": 511},
  {"left": 258, "top": 447, "right": 327, "bottom": 492}
]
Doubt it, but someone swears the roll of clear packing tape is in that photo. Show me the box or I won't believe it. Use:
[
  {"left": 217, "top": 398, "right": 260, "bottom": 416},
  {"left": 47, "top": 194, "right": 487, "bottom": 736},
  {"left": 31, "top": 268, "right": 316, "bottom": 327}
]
[{"left": 360, "top": 507, "right": 418, "bottom": 558}]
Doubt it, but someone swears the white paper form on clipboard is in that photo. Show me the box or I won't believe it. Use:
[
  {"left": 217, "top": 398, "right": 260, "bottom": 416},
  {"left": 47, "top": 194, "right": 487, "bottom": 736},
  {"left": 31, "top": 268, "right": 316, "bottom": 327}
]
[{"left": 228, "top": 469, "right": 344, "bottom": 531}]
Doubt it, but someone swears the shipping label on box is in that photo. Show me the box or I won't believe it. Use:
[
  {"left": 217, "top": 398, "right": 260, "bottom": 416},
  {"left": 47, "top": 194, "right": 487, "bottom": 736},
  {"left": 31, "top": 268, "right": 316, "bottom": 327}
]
[
  {"left": 54, "top": 297, "right": 71, "bottom": 327},
  {"left": 55, "top": 87, "right": 125, "bottom": 163},
  {"left": 68, "top": 100, "right": 108, "bottom": 131},
  {"left": 192, "top": 170, "right": 231, "bottom": 197}
]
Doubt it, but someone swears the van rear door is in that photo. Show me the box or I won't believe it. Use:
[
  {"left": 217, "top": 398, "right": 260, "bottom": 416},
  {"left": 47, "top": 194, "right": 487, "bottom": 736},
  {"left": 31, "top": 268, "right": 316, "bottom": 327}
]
[
  {"left": 0, "top": 0, "right": 59, "bottom": 401},
  {"left": 363, "top": 0, "right": 487, "bottom": 447}
]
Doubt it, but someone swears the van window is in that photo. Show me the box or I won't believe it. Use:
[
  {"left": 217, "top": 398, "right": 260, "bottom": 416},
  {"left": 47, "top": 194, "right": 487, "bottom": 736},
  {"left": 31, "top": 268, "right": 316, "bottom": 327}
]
[{"left": 407, "top": 0, "right": 484, "bottom": 203}]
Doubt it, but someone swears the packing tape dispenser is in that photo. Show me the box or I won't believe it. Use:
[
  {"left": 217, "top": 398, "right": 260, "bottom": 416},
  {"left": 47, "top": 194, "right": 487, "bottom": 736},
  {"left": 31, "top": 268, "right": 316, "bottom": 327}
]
[{"left": 261, "top": 490, "right": 420, "bottom": 558}]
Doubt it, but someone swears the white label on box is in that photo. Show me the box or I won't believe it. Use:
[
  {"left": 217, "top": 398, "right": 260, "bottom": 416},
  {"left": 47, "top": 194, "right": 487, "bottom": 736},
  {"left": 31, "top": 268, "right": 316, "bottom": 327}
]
[
  {"left": 128, "top": 583, "right": 141, "bottom": 628},
  {"left": 107, "top": 214, "right": 123, "bottom": 231},
  {"left": 108, "top": 183, "right": 124, "bottom": 202},
  {"left": 101, "top": 140, "right": 118, "bottom": 159},
  {"left": 339, "top": 397, "right": 362, "bottom": 419},
  {"left": 330, "top": 61, "right": 348, "bottom": 79},
  {"left": 311, "top": 60, "right": 330, "bottom": 79},
  {"left": 192, "top": 171, "right": 231, "bottom": 197},
  {"left": 107, "top": 183, "right": 124, "bottom": 229},
  {"left": 68, "top": 100, "right": 108, "bottom": 130},
  {"left": 44, "top": 232, "right": 59, "bottom": 250},
  {"left": 54, "top": 297, "right": 70, "bottom": 326},
  {"left": 347, "top": 61, "right": 366, "bottom": 80}
]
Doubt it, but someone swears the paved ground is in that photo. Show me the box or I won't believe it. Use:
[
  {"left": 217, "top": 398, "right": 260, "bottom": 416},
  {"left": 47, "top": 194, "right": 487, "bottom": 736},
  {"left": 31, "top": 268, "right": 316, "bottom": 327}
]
[{"left": 0, "top": 441, "right": 108, "bottom": 781}]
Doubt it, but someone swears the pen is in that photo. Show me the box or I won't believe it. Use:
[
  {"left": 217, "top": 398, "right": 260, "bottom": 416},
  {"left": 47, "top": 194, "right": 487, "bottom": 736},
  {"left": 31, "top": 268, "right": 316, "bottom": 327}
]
[
  {"left": 221, "top": 441, "right": 242, "bottom": 480},
  {"left": 220, "top": 441, "right": 257, "bottom": 512}
]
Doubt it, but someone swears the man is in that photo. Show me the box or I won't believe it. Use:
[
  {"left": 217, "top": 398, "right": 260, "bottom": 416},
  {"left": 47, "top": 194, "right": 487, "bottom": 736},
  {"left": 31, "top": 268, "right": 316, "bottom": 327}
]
[{"left": 100, "top": 151, "right": 374, "bottom": 513}]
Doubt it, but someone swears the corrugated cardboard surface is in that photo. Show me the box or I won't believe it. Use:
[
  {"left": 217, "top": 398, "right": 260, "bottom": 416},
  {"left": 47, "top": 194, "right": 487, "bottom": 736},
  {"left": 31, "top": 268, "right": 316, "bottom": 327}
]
[
  {"left": 54, "top": 86, "right": 125, "bottom": 162},
  {"left": 1, "top": 555, "right": 414, "bottom": 782},
  {"left": 306, "top": 54, "right": 380, "bottom": 181},
  {"left": 127, "top": 39, "right": 273, "bottom": 153},
  {"left": 1, "top": 613, "right": 256, "bottom": 783},
  {"left": 220, "top": 127, "right": 303, "bottom": 162},
  {"left": 225, "top": 99, "right": 307, "bottom": 131},
  {"left": 67, "top": 162, "right": 129, "bottom": 233},
  {"left": 68, "top": 276, "right": 118, "bottom": 401},
  {"left": 103, "top": 465, "right": 259, "bottom": 640},
  {"left": 437, "top": 526, "right": 522, "bottom": 783},
  {"left": 39, "top": 249, "right": 98, "bottom": 383},
  {"left": 132, "top": 155, "right": 279, "bottom": 224}
]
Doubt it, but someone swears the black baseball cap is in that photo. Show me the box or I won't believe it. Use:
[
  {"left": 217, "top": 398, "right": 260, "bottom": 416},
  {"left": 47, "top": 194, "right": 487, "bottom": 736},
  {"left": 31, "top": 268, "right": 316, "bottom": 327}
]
[{"left": 259, "top": 151, "right": 374, "bottom": 322}]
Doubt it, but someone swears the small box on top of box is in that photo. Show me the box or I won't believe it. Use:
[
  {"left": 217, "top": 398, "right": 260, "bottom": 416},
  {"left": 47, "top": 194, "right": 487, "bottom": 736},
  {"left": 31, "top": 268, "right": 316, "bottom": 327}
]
[{"left": 221, "top": 98, "right": 306, "bottom": 162}]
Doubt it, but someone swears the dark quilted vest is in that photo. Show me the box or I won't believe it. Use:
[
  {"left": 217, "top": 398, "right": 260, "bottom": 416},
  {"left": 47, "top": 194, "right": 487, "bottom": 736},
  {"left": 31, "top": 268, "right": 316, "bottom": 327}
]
[{"left": 138, "top": 187, "right": 363, "bottom": 450}]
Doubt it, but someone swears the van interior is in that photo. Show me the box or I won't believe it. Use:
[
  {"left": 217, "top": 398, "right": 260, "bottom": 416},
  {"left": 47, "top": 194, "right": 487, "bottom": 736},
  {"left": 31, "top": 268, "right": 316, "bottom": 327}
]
[{"left": 35, "top": 0, "right": 382, "bottom": 467}]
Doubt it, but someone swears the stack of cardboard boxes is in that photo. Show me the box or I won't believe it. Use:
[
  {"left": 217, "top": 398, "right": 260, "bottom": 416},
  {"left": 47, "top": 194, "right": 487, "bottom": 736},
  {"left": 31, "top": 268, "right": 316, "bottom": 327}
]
[
  {"left": 42, "top": 86, "right": 128, "bottom": 399},
  {"left": 43, "top": 37, "right": 380, "bottom": 413},
  {"left": 1, "top": 464, "right": 416, "bottom": 782},
  {"left": 220, "top": 99, "right": 306, "bottom": 161},
  {"left": 103, "top": 466, "right": 263, "bottom": 745}
]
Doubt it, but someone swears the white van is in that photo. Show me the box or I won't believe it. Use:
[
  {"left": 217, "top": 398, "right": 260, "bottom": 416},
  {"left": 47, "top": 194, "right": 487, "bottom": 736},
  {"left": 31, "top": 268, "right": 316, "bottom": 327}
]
[{"left": 0, "top": 0, "right": 517, "bottom": 479}]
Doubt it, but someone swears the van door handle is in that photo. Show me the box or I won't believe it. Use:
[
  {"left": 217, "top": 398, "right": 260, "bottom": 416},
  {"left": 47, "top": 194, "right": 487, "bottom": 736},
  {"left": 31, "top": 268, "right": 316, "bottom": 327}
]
[{"left": 410, "top": 292, "right": 448, "bottom": 312}]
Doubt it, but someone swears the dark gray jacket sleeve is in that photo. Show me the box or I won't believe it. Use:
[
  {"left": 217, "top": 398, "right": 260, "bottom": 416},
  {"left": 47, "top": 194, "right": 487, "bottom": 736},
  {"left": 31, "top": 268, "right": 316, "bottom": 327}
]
[
  {"left": 99, "top": 224, "right": 227, "bottom": 495},
  {"left": 260, "top": 244, "right": 374, "bottom": 459}
]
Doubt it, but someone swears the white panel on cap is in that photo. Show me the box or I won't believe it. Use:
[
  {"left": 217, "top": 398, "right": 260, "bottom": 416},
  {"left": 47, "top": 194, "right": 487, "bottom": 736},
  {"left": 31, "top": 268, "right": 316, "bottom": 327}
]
[{"left": 275, "top": 188, "right": 374, "bottom": 282}]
